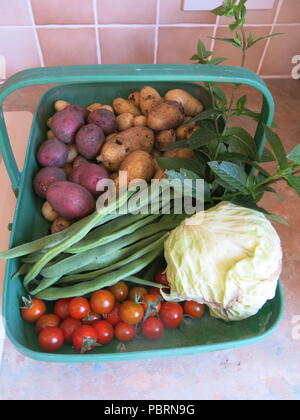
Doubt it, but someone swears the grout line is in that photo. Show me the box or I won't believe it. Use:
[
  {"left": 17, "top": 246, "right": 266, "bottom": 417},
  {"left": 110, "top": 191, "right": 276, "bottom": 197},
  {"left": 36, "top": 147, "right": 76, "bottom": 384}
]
[
  {"left": 154, "top": 0, "right": 161, "bottom": 64},
  {"left": 257, "top": 0, "right": 284, "bottom": 75},
  {"left": 210, "top": 15, "right": 220, "bottom": 53},
  {"left": 93, "top": 0, "right": 101, "bottom": 64},
  {"left": 261, "top": 75, "right": 293, "bottom": 79},
  {"left": 0, "top": 22, "right": 300, "bottom": 29},
  {"left": 26, "top": 0, "right": 45, "bottom": 67}
]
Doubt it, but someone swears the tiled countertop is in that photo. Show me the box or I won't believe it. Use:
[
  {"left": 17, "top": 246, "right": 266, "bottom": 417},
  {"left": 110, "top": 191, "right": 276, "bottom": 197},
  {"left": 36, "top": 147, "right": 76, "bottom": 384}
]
[{"left": 0, "top": 80, "right": 299, "bottom": 400}]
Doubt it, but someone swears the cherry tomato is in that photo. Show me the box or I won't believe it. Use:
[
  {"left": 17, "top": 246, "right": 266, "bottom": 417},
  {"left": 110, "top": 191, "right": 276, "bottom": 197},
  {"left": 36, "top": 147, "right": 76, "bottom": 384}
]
[
  {"left": 90, "top": 290, "right": 115, "bottom": 315},
  {"left": 21, "top": 297, "right": 46, "bottom": 323},
  {"left": 142, "top": 294, "right": 162, "bottom": 318},
  {"left": 129, "top": 286, "right": 148, "bottom": 302},
  {"left": 35, "top": 314, "right": 61, "bottom": 334},
  {"left": 155, "top": 269, "right": 169, "bottom": 287},
  {"left": 119, "top": 300, "right": 144, "bottom": 325},
  {"left": 115, "top": 322, "right": 136, "bottom": 342},
  {"left": 38, "top": 327, "right": 64, "bottom": 352},
  {"left": 109, "top": 281, "right": 129, "bottom": 302},
  {"left": 159, "top": 302, "right": 183, "bottom": 329},
  {"left": 184, "top": 301, "right": 205, "bottom": 319},
  {"left": 105, "top": 303, "right": 121, "bottom": 326},
  {"left": 93, "top": 320, "right": 114, "bottom": 345},
  {"left": 142, "top": 318, "right": 165, "bottom": 340},
  {"left": 60, "top": 318, "right": 81, "bottom": 343},
  {"left": 82, "top": 312, "right": 101, "bottom": 325},
  {"left": 54, "top": 298, "right": 71, "bottom": 320},
  {"left": 68, "top": 297, "right": 90, "bottom": 320},
  {"left": 72, "top": 325, "right": 98, "bottom": 353}
]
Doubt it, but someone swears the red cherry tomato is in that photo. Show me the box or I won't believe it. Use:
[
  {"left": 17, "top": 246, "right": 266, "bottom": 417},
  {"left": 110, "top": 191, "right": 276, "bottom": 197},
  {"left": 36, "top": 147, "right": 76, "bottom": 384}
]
[
  {"left": 142, "top": 294, "right": 162, "bottom": 318},
  {"left": 90, "top": 290, "right": 115, "bottom": 315},
  {"left": 38, "top": 327, "right": 64, "bottom": 352},
  {"left": 21, "top": 297, "right": 46, "bottom": 323},
  {"left": 155, "top": 269, "right": 169, "bottom": 287},
  {"left": 115, "top": 322, "right": 136, "bottom": 342},
  {"left": 109, "top": 281, "right": 129, "bottom": 302},
  {"left": 142, "top": 318, "right": 165, "bottom": 340},
  {"left": 93, "top": 320, "right": 114, "bottom": 345},
  {"left": 105, "top": 303, "right": 121, "bottom": 326},
  {"left": 72, "top": 325, "right": 98, "bottom": 353},
  {"left": 159, "top": 302, "right": 183, "bottom": 329},
  {"left": 69, "top": 297, "right": 90, "bottom": 320},
  {"left": 35, "top": 314, "right": 61, "bottom": 334},
  {"left": 82, "top": 312, "right": 101, "bottom": 325},
  {"left": 119, "top": 300, "right": 144, "bottom": 325},
  {"left": 183, "top": 301, "right": 205, "bottom": 319},
  {"left": 60, "top": 318, "right": 81, "bottom": 343},
  {"left": 54, "top": 298, "right": 71, "bottom": 320}
]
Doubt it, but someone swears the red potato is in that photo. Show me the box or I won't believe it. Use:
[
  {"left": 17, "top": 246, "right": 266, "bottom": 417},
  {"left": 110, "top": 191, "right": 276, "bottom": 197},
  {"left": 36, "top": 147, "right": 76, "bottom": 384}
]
[
  {"left": 50, "top": 105, "right": 87, "bottom": 144},
  {"left": 87, "top": 109, "right": 117, "bottom": 136},
  {"left": 33, "top": 167, "right": 66, "bottom": 199},
  {"left": 70, "top": 163, "right": 109, "bottom": 197},
  {"left": 37, "top": 139, "right": 68, "bottom": 168},
  {"left": 75, "top": 124, "right": 105, "bottom": 160},
  {"left": 46, "top": 181, "right": 96, "bottom": 220}
]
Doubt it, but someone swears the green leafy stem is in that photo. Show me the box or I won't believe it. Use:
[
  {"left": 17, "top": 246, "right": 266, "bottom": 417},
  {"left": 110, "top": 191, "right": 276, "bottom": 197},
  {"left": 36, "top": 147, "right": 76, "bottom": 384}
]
[{"left": 157, "top": 0, "right": 299, "bottom": 225}]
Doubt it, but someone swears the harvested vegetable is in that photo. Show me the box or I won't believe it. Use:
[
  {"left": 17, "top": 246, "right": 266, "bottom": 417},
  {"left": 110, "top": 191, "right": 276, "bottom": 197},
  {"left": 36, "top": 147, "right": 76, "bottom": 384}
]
[
  {"left": 75, "top": 124, "right": 105, "bottom": 160},
  {"left": 50, "top": 105, "right": 87, "bottom": 144},
  {"left": 37, "top": 139, "right": 68, "bottom": 168},
  {"left": 87, "top": 108, "right": 117, "bottom": 135},
  {"left": 147, "top": 101, "right": 185, "bottom": 131},
  {"left": 46, "top": 181, "right": 95, "bottom": 220},
  {"left": 34, "top": 167, "right": 67, "bottom": 199},
  {"left": 165, "top": 89, "right": 204, "bottom": 116},
  {"left": 163, "top": 202, "right": 282, "bottom": 322}
]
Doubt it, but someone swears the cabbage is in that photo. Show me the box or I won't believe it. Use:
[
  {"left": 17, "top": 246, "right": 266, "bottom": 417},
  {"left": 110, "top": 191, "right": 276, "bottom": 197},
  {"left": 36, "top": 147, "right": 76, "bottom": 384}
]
[{"left": 163, "top": 201, "right": 282, "bottom": 322}]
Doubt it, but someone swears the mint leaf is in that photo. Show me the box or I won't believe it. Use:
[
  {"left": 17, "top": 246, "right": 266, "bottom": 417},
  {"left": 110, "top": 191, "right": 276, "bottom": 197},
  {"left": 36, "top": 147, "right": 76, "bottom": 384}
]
[
  {"left": 156, "top": 157, "right": 203, "bottom": 176},
  {"left": 166, "top": 169, "right": 211, "bottom": 201},
  {"left": 247, "top": 33, "right": 284, "bottom": 48},
  {"left": 197, "top": 40, "right": 212, "bottom": 60},
  {"left": 230, "top": 197, "right": 289, "bottom": 226},
  {"left": 210, "top": 37, "right": 241, "bottom": 48},
  {"left": 286, "top": 175, "right": 300, "bottom": 197},
  {"left": 260, "top": 148, "right": 275, "bottom": 162},
  {"left": 264, "top": 126, "right": 289, "bottom": 169},
  {"left": 287, "top": 145, "right": 300, "bottom": 165},
  {"left": 225, "top": 127, "right": 258, "bottom": 159},
  {"left": 236, "top": 95, "right": 247, "bottom": 114},
  {"left": 208, "top": 161, "right": 250, "bottom": 194},
  {"left": 164, "top": 127, "right": 221, "bottom": 151},
  {"left": 209, "top": 57, "right": 228, "bottom": 65},
  {"left": 182, "top": 109, "right": 222, "bottom": 126}
]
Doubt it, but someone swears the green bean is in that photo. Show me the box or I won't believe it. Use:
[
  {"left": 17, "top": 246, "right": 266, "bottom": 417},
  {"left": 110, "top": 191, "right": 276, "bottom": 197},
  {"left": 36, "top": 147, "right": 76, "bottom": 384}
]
[
  {"left": 24, "top": 191, "right": 132, "bottom": 285},
  {"left": 42, "top": 213, "right": 183, "bottom": 279},
  {"left": 67, "top": 213, "right": 159, "bottom": 254},
  {"left": 11, "top": 263, "right": 32, "bottom": 280},
  {"left": 125, "top": 276, "right": 167, "bottom": 289},
  {"left": 35, "top": 245, "right": 164, "bottom": 301},
  {"left": 0, "top": 208, "right": 119, "bottom": 261},
  {"left": 30, "top": 233, "right": 165, "bottom": 295},
  {"left": 41, "top": 223, "right": 162, "bottom": 279},
  {"left": 57, "top": 232, "right": 167, "bottom": 285},
  {"left": 66, "top": 183, "right": 172, "bottom": 254},
  {"left": 81, "top": 212, "right": 147, "bottom": 243},
  {"left": 27, "top": 276, "right": 60, "bottom": 295}
]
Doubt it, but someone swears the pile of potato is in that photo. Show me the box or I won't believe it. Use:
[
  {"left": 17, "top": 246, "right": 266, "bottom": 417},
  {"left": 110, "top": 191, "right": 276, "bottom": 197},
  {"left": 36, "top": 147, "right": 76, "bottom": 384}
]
[{"left": 33, "top": 87, "right": 204, "bottom": 234}]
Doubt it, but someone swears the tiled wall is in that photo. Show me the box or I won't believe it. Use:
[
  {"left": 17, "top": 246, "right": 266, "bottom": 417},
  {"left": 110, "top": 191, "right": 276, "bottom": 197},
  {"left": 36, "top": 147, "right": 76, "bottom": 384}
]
[{"left": 0, "top": 0, "right": 299, "bottom": 79}]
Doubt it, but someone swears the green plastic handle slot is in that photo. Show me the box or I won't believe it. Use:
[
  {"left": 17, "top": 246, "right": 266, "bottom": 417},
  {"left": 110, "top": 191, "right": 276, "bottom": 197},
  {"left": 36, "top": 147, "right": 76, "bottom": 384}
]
[{"left": 0, "top": 64, "right": 275, "bottom": 194}]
